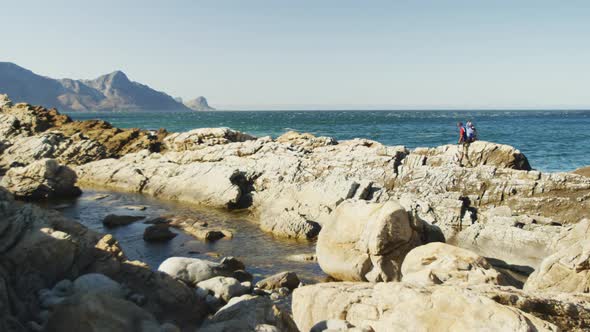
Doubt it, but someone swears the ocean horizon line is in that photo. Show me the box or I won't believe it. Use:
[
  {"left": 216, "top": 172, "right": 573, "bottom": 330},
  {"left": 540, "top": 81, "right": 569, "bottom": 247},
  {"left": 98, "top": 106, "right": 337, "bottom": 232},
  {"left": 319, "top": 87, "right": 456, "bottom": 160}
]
[{"left": 62, "top": 108, "right": 590, "bottom": 113}]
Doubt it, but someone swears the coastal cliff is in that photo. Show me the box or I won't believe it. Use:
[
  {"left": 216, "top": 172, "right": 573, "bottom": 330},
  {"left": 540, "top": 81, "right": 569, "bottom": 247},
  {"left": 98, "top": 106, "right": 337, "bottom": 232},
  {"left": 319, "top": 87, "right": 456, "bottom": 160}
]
[{"left": 2, "top": 95, "right": 590, "bottom": 331}]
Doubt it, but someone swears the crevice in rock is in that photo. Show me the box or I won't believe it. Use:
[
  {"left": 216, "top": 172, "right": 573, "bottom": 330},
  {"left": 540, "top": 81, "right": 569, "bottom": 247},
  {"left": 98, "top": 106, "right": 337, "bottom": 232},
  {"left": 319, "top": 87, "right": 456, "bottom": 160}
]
[{"left": 227, "top": 171, "right": 256, "bottom": 210}]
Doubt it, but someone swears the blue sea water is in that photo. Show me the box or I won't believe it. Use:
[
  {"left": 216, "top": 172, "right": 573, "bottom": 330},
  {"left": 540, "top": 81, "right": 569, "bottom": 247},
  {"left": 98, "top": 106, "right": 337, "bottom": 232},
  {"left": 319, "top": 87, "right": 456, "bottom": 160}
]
[{"left": 65, "top": 110, "right": 590, "bottom": 173}]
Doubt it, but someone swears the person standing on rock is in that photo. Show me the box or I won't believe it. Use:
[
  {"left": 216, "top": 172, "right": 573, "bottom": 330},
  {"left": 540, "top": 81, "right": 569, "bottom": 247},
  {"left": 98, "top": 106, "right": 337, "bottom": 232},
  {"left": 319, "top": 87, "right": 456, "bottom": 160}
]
[
  {"left": 466, "top": 121, "right": 477, "bottom": 142},
  {"left": 457, "top": 122, "right": 472, "bottom": 167}
]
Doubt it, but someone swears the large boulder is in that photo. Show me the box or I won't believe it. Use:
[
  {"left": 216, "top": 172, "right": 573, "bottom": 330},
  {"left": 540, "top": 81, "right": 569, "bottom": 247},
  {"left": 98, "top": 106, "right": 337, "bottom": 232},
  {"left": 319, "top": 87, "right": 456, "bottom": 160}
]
[
  {"left": 0, "top": 159, "right": 81, "bottom": 200},
  {"left": 158, "top": 257, "right": 245, "bottom": 286},
  {"left": 199, "top": 294, "right": 297, "bottom": 332},
  {"left": 401, "top": 242, "right": 510, "bottom": 286},
  {"left": 255, "top": 271, "right": 300, "bottom": 291},
  {"left": 102, "top": 214, "right": 145, "bottom": 227},
  {"left": 143, "top": 224, "right": 177, "bottom": 242},
  {"left": 292, "top": 282, "right": 556, "bottom": 332},
  {"left": 196, "top": 276, "right": 250, "bottom": 302},
  {"left": 45, "top": 292, "right": 161, "bottom": 332},
  {"left": 316, "top": 200, "right": 422, "bottom": 282}
]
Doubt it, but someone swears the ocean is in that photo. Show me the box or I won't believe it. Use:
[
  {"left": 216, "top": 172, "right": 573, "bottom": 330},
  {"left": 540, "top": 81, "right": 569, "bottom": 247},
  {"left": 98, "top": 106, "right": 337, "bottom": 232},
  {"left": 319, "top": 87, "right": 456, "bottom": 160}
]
[{"left": 65, "top": 110, "right": 590, "bottom": 173}]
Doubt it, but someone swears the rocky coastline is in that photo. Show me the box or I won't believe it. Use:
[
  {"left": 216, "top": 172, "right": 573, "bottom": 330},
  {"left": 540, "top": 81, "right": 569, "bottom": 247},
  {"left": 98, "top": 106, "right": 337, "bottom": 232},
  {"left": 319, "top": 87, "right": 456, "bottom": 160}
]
[{"left": 2, "top": 94, "right": 590, "bottom": 331}]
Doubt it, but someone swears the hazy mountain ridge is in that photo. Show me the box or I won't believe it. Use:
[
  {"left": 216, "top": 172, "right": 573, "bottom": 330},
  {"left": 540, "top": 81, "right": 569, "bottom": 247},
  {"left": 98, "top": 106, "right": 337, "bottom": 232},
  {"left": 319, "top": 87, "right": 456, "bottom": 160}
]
[{"left": 0, "top": 62, "right": 195, "bottom": 111}]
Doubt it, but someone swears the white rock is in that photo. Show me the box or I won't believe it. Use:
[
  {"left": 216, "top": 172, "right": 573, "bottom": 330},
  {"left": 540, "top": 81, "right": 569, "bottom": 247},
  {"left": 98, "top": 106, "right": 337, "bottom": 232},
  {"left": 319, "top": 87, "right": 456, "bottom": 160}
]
[
  {"left": 158, "top": 257, "right": 244, "bottom": 286},
  {"left": 317, "top": 200, "right": 421, "bottom": 282},
  {"left": 197, "top": 276, "right": 250, "bottom": 302}
]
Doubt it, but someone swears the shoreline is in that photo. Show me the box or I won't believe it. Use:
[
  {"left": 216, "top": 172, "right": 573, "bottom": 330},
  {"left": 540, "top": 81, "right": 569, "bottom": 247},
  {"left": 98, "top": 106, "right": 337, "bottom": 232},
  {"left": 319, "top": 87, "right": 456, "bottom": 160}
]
[
  {"left": 62, "top": 108, "right": 590, "bottom": 174},
  {"left": 2, "top": 96, "right": 590, "bottom": 331}
]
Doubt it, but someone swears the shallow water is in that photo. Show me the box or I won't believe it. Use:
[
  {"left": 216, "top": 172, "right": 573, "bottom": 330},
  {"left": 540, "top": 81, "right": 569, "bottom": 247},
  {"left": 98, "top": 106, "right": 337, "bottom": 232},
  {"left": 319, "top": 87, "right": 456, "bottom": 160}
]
[
  {"left": 37, "top": 189, "right": 325, "bottom": 283},
  {"left": 65, "top": 109, "right": 590, "bottom": 172}
]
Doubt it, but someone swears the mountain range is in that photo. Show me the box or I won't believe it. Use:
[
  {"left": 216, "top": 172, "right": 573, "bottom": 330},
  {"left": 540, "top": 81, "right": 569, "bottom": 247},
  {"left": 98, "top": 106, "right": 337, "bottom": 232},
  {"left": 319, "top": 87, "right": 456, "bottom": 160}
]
[{"left": 0, "top": 62, "right": 214, "bottom": 112}]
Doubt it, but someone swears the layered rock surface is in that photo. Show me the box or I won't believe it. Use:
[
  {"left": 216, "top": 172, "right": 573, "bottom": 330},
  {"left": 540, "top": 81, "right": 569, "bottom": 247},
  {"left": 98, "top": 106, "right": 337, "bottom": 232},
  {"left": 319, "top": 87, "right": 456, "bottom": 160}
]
[
  {"left": 0, "top": 159, "right": 80, "bottom": 200},
  {"left": 292, "top": 282, "right": 557, "bottom": 332},
  {"left": 0, "top": 97, "right": 167, "bottom": 173}
]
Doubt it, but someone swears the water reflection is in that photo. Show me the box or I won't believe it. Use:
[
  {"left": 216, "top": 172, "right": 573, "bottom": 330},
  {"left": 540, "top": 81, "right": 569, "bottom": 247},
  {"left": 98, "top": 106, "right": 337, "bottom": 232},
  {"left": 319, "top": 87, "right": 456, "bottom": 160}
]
[{"left": 37, "top": 189, "right": 326, "bottom": 283}]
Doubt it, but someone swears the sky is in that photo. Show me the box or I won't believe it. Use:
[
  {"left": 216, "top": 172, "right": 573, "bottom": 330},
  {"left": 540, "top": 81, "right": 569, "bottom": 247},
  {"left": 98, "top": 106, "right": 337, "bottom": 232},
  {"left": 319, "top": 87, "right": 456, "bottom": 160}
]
[{"left": 2, "top": 0, "right": 590, "bottom": 110}]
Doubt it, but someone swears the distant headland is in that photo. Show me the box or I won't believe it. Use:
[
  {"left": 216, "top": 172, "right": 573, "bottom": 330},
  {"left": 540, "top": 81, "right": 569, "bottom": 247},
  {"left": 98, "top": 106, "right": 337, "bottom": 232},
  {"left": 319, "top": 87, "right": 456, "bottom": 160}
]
[{"left": 0, "top": 62, "right": 214, "bottom": 112}]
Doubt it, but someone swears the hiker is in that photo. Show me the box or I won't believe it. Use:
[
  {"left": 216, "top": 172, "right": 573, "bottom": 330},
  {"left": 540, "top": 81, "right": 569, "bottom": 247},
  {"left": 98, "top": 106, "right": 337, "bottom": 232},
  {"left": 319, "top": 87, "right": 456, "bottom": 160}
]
[
  {"left": 457, "top": 122, "right": 472, "bottom": 166},
  {"left": 466, "top": 121, "right": 477, "bottom": 142}
]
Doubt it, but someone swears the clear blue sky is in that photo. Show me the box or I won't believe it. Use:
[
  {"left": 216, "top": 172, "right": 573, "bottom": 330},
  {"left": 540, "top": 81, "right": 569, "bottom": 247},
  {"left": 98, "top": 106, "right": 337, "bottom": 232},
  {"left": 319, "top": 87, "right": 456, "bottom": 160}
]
[{"left": 3, "top": 0, "right": 590, "bottom": 109}]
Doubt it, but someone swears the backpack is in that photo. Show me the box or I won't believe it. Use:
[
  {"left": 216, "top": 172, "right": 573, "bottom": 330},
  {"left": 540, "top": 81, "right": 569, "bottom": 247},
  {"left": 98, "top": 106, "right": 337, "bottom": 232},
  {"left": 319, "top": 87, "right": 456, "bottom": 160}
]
[{"left": 466, "top": 125, "right": 474, "bottom": 141}]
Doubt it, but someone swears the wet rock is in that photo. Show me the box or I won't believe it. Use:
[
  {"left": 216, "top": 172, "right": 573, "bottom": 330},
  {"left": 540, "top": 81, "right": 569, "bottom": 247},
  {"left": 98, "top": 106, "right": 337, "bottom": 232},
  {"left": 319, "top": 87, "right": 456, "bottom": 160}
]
[
  {"left": 286, "top": 253, "right": 317, "bottom": 262},
  {"left": 196, "top": 276, "right": 251, "bottom": 302},
  {"left": 102, "top": 214, "right": 145, "bottom": 227},
  {"left": 0, "top": 159, "right": 81, "bottom": 200},
  {"left": 83, "top": 193, "right": 110, "bottom": 200},
  {"left": 158, "top": 257, "right": 245, "bottom": 286},
  {"left": 292, "top": 282, "right": 556, "bottom": 332},
  {"left": 232, "top": 270, "right": 253, "bottom": 282},
  {"left": 188, "top": 228, "right": 226, "bottom": 241},
  {"left": 143, "top": 224, "right": 177, "bottom": 242},
  {"left": 255, "top": 271, "right": 300, "bottom": 291},
  {"left": 317, "top": 200, "right": 422, "bottom": 282},
  {"left": 51, "top": 203, "right": 72, "bottom": 210},
  {"left": 401, "top": 242, "right": 510, "bottom": 287},
  {"left": 121, "top": 205, "right": 147, "bottom": 211}
]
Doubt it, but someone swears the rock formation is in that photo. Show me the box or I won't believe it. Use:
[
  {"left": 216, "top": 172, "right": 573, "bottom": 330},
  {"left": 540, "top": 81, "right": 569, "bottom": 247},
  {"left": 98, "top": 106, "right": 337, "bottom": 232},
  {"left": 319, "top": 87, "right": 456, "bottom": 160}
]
[
  {"left": 316, "top": 200, "right": 421, "bottom": 282},
  {"left": 0, "top": 97, "right": 167, "bottom": 173},
  {"left": 2, "top": 97, "right": 590, "bottom": 331},
  {"left": 185, "top": 96, "right": 216, "bottom": 111},
  {"left": 292, "top": 282, "right": 557, "bottom": 332},
  {"left": 0, "top": 159, "right": 81, "bottom": 200}
]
